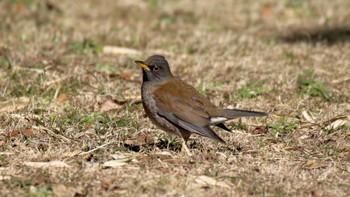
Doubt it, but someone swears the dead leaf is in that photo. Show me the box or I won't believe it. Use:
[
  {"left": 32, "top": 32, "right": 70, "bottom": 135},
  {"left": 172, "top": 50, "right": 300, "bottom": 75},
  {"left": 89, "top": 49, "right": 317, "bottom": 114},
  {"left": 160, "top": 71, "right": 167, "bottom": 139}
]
[
  {"left": 7, "top": 130, "right": 20, "bottom": 138},
  {"left": 303, "top": 160, "right": 328, "bottom": 169},
  {"left": 300, "top": 134, "right": 310, "bottom": 140},
  {"left": 322, "top": 139, "right": 337, "bottom": 146},
  {"left": 302, "top": 110, "right": 316, "bottom": 123},
  {"left": 14, "top": 2, "right": 26, "bottom": 11},
  {"left": 261, "top": 3, "right": 272, "bottom": 18},
  {"left": 100, "top": 179, "right": 112, "bottom": 189},
  {"left": 339, "top": 146, "right": 350, "bottom": 152},
  {"left": 325, "top": 119, "right": 348, "bottom": 130},
  {"left": 0, "top": 97, "right": 29, "bottom": 113},
  {"left": 102, "top": 156, "right": 133, "bottom": 168},
  {"left": 110, "top": 154, "right": 131, "bottom": 160},
  {"left": 331, "top": 76, "right": 350, "bottom": 84},
  {"left": 100, "top": 99, "right": 122, "bottom": 113},
  {"left": 82, "top": 153, "right": 93, "bottom": 161},
  {"left": 99, "top": 96, "right": 142, "bottom": 112},
  {"left": 284, "top": 146, "right": 301, "bottom": 151},
  {"left": 0, "top": 176, "right": 11, "bottom": 181},
  {"left": 24, "top": 161, "right": 71, "bottom": 168},
  {"left": 120, "top": 95, "right": 142, "bottom": 104},
  {"left": 118, "top": 72, "right": 132, "bottom": 81},
  {"left": 52, "top": 184, "right": 85, "bottom": 197},
  {"left": 103, "top": 46, "right": 141, "bottom": 55},
  {"left": 56, "top": 93, "right": 68, "bottom": 104},
  {"left": 195, "top": 175, "right": 231, "bottom": 188},
  {"left": 22, "top": 129, "right": 35, "bottom": 136},
  {"left": 250, "top": 126, "right": 268, "bottom": 134},
  {"left": 7, "top": 129, "right": 35, "bottom": 139}
]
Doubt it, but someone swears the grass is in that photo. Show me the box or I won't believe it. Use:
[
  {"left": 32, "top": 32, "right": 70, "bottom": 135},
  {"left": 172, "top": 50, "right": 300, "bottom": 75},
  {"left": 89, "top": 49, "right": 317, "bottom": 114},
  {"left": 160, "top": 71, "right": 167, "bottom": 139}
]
[
  {"left": 69, "top": 39, "right": 103, "bottom": 55},
  {"left": 233, "top": 80, "right": 268, "bottom": 99},
  {"left": 297, "top": 68, "right": 336, "bottom": 101},
  {"left": 1, "top": 0, "right": 350, "bottom": 196},
  {"left": 267, "top": 116, "right": 298, "bottom": 139}
]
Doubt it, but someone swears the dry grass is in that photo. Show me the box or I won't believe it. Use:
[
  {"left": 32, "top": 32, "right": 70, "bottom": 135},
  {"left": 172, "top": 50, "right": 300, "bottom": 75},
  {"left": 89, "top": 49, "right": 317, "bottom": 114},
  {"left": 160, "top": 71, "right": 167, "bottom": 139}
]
[{"left": 1, "top": 0, "right": 350, "bottom": 196}]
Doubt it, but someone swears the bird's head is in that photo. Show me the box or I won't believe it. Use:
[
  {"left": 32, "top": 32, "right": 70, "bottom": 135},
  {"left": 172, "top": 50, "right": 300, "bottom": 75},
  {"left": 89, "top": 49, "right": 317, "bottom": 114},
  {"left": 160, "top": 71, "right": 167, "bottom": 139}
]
[{"left": 135, "top": 55, "right": 173, "bottom": 83}]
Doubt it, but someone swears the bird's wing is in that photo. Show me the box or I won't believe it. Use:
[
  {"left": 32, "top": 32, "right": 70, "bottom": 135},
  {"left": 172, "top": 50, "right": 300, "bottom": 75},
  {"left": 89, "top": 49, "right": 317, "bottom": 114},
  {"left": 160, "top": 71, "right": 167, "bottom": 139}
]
[
  {"left": 154, "top": 78, "right": 225, "bottom": 127},
  {"left": 153, "top": 78, "right": 227, "bottom": 143},
  {"left": 157, "top": 110, "right": 225, "bottom": 143}
]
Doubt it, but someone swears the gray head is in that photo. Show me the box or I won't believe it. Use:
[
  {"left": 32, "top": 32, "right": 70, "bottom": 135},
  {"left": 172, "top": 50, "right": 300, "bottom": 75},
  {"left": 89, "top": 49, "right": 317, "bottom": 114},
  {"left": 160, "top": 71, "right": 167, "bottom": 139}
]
[{"left": 135, "top": 55, "right": 173, "bottom": 83}]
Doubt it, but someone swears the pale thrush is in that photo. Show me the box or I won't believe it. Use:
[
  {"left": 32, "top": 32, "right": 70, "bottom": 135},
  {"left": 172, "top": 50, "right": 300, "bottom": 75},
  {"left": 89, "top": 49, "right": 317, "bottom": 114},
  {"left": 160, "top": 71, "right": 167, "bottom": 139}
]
[{"left": 135, "top": 55, "right": 268, "bottom": 155}]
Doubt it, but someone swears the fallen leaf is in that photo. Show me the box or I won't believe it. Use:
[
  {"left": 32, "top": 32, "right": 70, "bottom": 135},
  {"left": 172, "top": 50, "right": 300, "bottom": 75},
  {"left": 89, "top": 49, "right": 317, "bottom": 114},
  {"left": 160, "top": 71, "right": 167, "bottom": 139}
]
[
  {"left": 118, "top": 72, "right": 132, "bottom": 81},
  {"left": 100, "top": 179, "right": 112, "bottom": 189},
  {"left": 120, "top": 95, "right": 142, "bottom": 104},
  {"left": 102, "top": 156, "right": 133, "bottom": 168},
  {"left": 261, "top": 3, "right": 273, "bottom": 18},
  {"left": 325, "top": 119, "right": 348, "bottom": 130},
  {"left": 0, "top": 176, "right": 11, "bottom": 181},
  {"left": 14, "top": 2, "right": 26, "bottom": 11},
  {"left": 100, "top": 99, "right": 122, "bottom": 113},
  {"left": 7, "top": 130, "right": 20, "bottom": 138},
  {"left": 331, "top": 76, "right": 350, "bottom": 84},
  {"left": 0, "top": 97, "right": 29, "bottom": 113},
  {"left": 302, "top": 110, "right": 316, "bottom": 123},
  {"left": 56, "top": 93, "right": 68, "bottom": 104},
  {"left": 0, "top": 167, "right": 9, "bottom": 171},
  {"left": 0, "top": 152, "right": 13, "bottom": 156},
  {"left": 195, "top": 175, "right": 231, "bottom": 188},
  {"left": 250, "top": 126, "right": 268, "bottom": 134},
  {"left": 284, "top": 146, "right": 301, "bottom": 151},
  {"left": 111, "top": 154, "right": 132, "bottom": 160},
  {"left": 24, "top": 161, "right": 71, "bottom": 168},
  {"left": 303, "top": 160, "right": 328, "bottom": 169},
  {"left": 340, "top": 146, "right": 350, "bottom": 152},
  {"left": 22, "top": 129, "right": 35, "bottom": 136},
  {"left": 52, "top": 184, "right": 85, "bottom": 197},
  {"left": 82, "top": 153, "right": 93, "bottom": 161},
  {"left": 300, "top": 135, "right": 310, "bottom": 140},
  {"left": 103, "top": 46, "right": 141, "bottom": 55},
  {"left": 7, "top": 129, "right": 35, "bottom": 139},
  {"left": 322, "top": 139, "right": 337, "bottom": 146}
]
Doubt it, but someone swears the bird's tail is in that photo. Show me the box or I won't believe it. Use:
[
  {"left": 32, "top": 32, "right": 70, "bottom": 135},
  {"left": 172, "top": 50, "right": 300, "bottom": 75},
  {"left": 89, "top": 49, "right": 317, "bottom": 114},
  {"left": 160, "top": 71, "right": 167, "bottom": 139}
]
[{"left": 224, "top": 109, "right": 268, "bottom": 119}]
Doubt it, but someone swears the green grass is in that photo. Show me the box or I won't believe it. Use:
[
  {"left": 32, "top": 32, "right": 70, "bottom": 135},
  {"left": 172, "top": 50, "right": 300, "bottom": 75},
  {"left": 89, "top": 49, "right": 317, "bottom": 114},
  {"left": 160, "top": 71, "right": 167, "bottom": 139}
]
[
  {"left": 69, "top": 39, "right": 103, "bottom": 55},
  {"left": 157, "top": 134, "right": 182, "bottom": 151},
  {"left": 231, "top": 120, "right": 248, "bottom": 131},
  {"left": 95, "top": 63, "right": 118, "bottom": 74},
  {"left": 0, "top": 57, "right": 11, "bottom": 69},
  {"left": 26, "top": 185, "right": 52, "bottom": 197},
  {"left": 268, "top": 116, "right": 298, "bottom": 136},
  {"left": 297, "top": 68, "right": 335, "bottom": 101},
  {"left": 233, "top": 81, "right": 268, "bottom": 99}
]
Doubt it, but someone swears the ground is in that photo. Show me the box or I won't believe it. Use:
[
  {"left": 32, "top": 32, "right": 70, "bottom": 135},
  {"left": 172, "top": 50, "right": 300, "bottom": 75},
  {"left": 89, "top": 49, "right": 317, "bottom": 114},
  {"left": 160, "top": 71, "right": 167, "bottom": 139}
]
[{"left": 0, "top": 0, "right": 350, "bottom": 196}]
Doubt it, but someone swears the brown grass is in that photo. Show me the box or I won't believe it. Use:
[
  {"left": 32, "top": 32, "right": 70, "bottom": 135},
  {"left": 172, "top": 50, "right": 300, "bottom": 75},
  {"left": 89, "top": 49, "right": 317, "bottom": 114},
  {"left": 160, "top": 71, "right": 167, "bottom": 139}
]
[{"left": 1, "top": 0, "right": 350, "bottom": 196}]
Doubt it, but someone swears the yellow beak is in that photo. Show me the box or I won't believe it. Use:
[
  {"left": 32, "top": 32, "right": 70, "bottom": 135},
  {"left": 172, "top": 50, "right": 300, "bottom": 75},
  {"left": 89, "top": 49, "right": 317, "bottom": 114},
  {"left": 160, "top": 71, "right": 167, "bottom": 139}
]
[{"left": 135, "top": 60, "right": 150, "bottom": 71}]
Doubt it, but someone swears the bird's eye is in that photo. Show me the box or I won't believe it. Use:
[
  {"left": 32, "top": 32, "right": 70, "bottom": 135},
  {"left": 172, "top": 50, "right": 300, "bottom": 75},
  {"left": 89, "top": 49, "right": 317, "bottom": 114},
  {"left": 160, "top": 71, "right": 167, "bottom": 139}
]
[{"left": 153, "top": 65, "right": 160, "bottom": 71}]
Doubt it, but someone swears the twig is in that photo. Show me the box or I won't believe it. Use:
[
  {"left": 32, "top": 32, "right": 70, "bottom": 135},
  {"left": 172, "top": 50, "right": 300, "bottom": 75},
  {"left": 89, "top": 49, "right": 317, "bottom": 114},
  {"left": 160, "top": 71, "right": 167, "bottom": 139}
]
[
  {"left": 33, "top": 125, "right": 71, "bottom": 143},
  {"left": 78, "top": 142, "right": 113, "bottom": 155}
]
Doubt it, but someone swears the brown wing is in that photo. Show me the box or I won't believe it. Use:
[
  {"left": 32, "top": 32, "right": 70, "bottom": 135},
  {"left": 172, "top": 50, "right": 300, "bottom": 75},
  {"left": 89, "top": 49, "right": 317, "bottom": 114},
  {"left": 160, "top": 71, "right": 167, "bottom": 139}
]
[{"left": 154, "top": 78, "right": 225, "bottom": 127}]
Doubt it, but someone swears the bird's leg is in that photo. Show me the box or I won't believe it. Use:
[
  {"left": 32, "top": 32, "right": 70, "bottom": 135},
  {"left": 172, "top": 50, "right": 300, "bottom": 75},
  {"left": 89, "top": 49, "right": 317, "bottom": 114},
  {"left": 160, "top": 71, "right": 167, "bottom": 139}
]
[{"left": 181, "top": 138, "right": 193, "bottom": 156}]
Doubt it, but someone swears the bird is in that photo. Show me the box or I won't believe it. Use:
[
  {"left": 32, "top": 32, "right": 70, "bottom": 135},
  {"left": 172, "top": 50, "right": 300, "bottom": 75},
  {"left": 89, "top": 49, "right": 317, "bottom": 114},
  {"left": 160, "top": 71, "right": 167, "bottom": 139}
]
[{"left": 135, "top": 55, "right": 268, "bottom": 155}]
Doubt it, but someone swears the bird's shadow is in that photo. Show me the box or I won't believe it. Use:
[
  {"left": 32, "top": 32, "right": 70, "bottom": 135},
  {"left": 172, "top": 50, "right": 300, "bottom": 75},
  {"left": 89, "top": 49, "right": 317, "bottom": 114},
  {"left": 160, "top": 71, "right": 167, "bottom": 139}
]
[
  {"left": 122, "top": 140, "right": 182, "bottom": 153},
  {"left": 122, "top": 140, "right": 242, "bottom": 154},
  {"left": 276, "top": 26, "right": 350, "bottom": 45}
]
